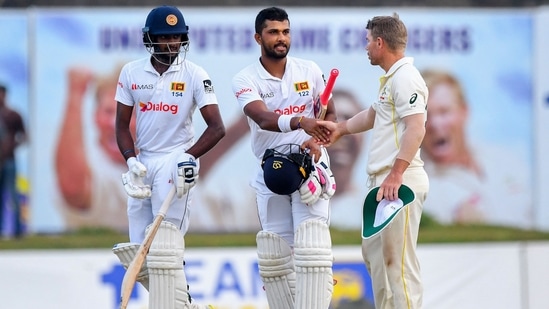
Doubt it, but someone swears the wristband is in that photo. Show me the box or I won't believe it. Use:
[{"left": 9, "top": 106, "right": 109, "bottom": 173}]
[
  {"left": 297, "top": 116, "right": 304, "bottom": 129},
  {"left": 122, "top": 149, "right": 135, "bottom": 157},
  {"left": 277, "top": 114, "right": 293, "bottom": 133}
]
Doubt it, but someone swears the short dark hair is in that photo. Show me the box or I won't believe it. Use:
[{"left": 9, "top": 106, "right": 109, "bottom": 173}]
[
  {"left": 0, "top": 84, "right": 6, "bottom": 93},
  {"left": 255, "top": 7, "right": 289, "bottom": 34}
]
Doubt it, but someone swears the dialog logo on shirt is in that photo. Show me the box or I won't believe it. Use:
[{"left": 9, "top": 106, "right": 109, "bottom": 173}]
[
  {"left": 139, "top": 101, "right": 178, "bottom": 114},
  {"left": 274, "top": 104, "right": 306, "bottom": 115},
  {"left": 235, "top": 88, "right": 252, "bottom": 98}
]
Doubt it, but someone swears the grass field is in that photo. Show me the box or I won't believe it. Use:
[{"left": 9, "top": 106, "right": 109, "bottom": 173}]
[{"left": 2, "top": 216, "right": 549, "bottom": 250}]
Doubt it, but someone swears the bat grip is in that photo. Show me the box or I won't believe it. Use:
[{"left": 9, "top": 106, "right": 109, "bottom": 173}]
[{"left": 320, "top": 68, "right": 339, "bottom": 105}]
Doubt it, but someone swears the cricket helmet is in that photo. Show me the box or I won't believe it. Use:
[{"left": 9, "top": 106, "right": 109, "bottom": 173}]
[
  {"left": 142, "top": 6, "right": 189, "bottom": 36},
  {"left": 142, "top": 6, "right": 190, "bottom": 65},
  {"left": 261, "top": 145, "right": 313, "bottom": 195}
]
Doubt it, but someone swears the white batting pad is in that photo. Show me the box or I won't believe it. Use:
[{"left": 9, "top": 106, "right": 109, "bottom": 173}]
[
  {"left": 112, "top": 242, "right": 150, "bottom": 290},
  {"left": 256, "top": 231, "right": 296, "bottom": 309},
  {"left": 146, "top": 221, "right": 190, "bottom": 309},
  {"left": 294, "top": 219, "right": 334, "bottom": 309}
]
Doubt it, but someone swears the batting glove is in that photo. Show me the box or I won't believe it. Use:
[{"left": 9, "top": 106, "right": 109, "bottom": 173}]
[
  {"left": 122, "top": 157, "right": 152, "bottom": 199},
  {"left": 299, "top": 154, "right": 323, "bottom": 205},
  {"left": 315, "top": 154, "right": 336, "bottom": 200},
  {"left": 174, "top": 153, "right": 198, "bottom": 198}
]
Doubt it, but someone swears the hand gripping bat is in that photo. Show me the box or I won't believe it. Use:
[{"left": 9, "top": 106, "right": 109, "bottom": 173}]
[
  {"left": 315, "top": 68, "right": 340, "bottom": 120},
  {"left": 119, "top": 186, "right": 176, "bottom": 309}
]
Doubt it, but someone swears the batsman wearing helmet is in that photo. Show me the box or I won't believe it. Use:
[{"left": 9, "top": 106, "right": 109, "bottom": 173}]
[
  {"left": 231, "top": 7, "right": 337, "bottom": 309},
  {"left": 112, "top": 5, "right": 225, "bottom": 309}
]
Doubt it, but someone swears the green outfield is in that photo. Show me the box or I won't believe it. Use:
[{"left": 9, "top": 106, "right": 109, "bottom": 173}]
[{"left": 1, "top": 215, "right": 549, "bottom": 250}]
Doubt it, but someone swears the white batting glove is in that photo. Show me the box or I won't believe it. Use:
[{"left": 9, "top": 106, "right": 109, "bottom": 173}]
[
  {"left": 299, "top": 154, "right": 323, "bottom": 205},
  {"left": 315, "top": 155, "right": 336, "bottom": 200},
  {"left": 174, "top": 153, "right": 198, "bottom": 198},
  {"left": 122, "top": 157, "right": 152, "bottom": 199}
]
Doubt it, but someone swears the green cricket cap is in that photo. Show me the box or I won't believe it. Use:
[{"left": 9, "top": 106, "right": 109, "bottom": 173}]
[{"left": 362, "top": 184, "right": 415, "bottom": 239}]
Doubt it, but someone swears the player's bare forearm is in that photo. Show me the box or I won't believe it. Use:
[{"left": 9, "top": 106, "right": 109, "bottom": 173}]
[
  {"left": 200, "top": 114, "right": 247, "bottom": 178},
  {"left": 186, "top": 104, "right": 226, "bottom": 159},
  {"left": 379, "top": 114, "right": 425, "bottom": 202},
  {"left": 323, "top": 98, "right": 337, "bottom": 122},
  {"left": 186, "top": 125, "right": 226, "bottom": 159},
  {"left": 301, "top": 138, "right": 322, "bottom": 162},
  {"left": 396, "top": 113, "right": 426, "bottom": 164},
  {"left": 116, "top": 102, "right": 137, "bottom": 160}
]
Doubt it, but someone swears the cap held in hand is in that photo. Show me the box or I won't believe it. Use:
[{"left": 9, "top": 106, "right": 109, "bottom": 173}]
[{"left": 362, "top": 184, "right": 415, "bottom": 239}]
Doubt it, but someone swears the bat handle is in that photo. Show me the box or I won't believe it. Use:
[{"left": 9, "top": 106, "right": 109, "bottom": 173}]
[{"left": 320, "top": 68, "right": 340, "bottom": 106}]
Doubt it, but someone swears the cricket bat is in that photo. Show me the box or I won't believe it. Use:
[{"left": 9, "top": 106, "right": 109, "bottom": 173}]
[
  {"left": 315, "top": 68, "right": 340, "bottom": 120},
  {"left": 119, "top": 186, "right": 176, "bottom": 309}
]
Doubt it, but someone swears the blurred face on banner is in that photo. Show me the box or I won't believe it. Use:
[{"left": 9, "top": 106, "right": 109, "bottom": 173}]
[
  {"left": 326, "top": 90, "right": 364, "bottom": 195},
  {"left": 95, "top": 72, "right": 136, "bottom": 165},
  {"left": 422, "top": 72, "right": 469, "bottom": 166}
]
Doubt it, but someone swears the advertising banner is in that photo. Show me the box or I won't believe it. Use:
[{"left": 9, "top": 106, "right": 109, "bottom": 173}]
[
  {"left": 6, "top": 7, "right": 535, "bottom": 233},
  {"left": 2, "top": 244, "right": 548, "bottom": 309}
]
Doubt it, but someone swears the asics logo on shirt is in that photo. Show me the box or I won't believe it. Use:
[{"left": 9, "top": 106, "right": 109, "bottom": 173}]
[
  {"left": 139, "top": 101, "right": 178, "bottom": 114},
  {"left": 274, "top": 104, "right": 306, "bottom": 115}
]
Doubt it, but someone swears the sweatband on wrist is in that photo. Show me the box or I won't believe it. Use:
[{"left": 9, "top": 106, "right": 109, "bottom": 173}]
[
  {"left": 277, "top": 115, "right": 293, "bottom": 133},
  {"left": 122, "top": 149, "right": 135, "bottom": 157},
  {"left": 297, "top": 116, "right": 304, "bottom": 129}
]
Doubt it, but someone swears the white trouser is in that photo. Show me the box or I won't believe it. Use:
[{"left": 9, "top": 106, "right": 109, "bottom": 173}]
[
  {"left": 127, "top": 151, "right": 196, "bottom": 243},
  {"left": 362, "top": 167, "right": 429, "bottom": 309},
  {"left": 255, "top": 189, "right": 330, "bottom": 247}
]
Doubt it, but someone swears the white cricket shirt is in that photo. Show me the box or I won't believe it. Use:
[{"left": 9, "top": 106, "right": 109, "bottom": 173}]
[
  {"left": 115, "top": 56, "right": 219, "bottom": 154},
  {"left": 232, "top": 56, "right": 326, "bottom": 159},
  {"left": 368, "top": 57, "right": 428, "bottom": 175}
]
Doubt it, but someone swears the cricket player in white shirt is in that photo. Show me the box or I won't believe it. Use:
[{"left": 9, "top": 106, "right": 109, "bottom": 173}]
[
  {"left": 232, "top": 6, "right": 338, "bottom": 309},
  {"left": 320, "top": 13, "right": 429, "bottom": 309},
  {"left": 112, "top": 5, "right": 224, "bottom": 309}
]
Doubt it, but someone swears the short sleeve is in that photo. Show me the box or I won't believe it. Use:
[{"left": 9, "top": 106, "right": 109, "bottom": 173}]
[
  {"left": 231, "top": 72, "right": 263, "bottom": 111},
  {"left": 192, "top": 66, "right": 219, "bottom": 109},
  {"left": 114, "top": 64, "right": 134, "bottom": 106},
  {"left": 393, "top": 67, "right": 428, "bottom": 118}
]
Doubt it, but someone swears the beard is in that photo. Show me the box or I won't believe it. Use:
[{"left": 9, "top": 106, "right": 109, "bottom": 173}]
[
  {"left": 263, "top": 42, "right": 290, "bottom": 59},
  {"left": 152, "top": 44, "right": 180, "bottom": 65},
  {"left": 155, "top": 52, "right": 178, "bottom": 65}
]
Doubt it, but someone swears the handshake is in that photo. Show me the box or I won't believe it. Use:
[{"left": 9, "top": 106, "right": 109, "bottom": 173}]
[{"left": 299, "top": 150, "right": 337, "bottom": 205}]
